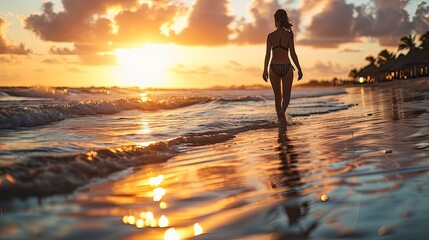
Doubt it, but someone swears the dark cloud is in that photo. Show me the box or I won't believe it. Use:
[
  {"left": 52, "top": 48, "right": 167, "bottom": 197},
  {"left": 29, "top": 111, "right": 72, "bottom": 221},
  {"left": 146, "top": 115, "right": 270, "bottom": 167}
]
[
  {"left": 0, "top": 18, "right": 31, "bottom": 55},
  {"left": 298, "top": 0, "right": 356, "bottom": 48},
  {"left": 233, "top": 0, "right": 300, "bottom": 44},
  {"left": 175, "top": 0, "right": 233, "bottom": 45},
  {"left": 339, "top": 48, "right": 361, "bottom": 53},
  {"left": 299, "top": 0, "right": 429, "bottom": 48},
  {"left": 370, "top": 0, "right": 414, "bottom": 46},
  {"left": 49, "top": 46, "right": 78, "bottom": 55}
]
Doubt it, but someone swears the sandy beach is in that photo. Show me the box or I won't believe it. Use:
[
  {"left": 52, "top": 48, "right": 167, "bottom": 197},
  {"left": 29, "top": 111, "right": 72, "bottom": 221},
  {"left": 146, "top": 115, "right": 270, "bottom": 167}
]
[{"left": 1, "top": 78, "right": 429, "bottom": 240}]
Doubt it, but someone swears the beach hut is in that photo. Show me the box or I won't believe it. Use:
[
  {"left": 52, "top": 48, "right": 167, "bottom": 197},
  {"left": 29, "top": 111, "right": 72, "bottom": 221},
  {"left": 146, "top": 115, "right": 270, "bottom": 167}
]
[
  {"left": 378, "top": 59, "right": 396, "bottom": 81},
  {"left": 391, "top": 54, "right": 406, "bottom": 79},
  {"left": 402, "top": 49, "right": 426, "bottom": 78},
  {"left": 356, "top": 64, "right": 379, "bottom": 83}
]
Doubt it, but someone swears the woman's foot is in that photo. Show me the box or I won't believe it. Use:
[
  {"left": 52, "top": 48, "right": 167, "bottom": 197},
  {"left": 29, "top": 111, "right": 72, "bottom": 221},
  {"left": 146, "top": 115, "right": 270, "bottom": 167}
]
[{"left": 277, "top": 112, "right": 287, "bottom": 125}]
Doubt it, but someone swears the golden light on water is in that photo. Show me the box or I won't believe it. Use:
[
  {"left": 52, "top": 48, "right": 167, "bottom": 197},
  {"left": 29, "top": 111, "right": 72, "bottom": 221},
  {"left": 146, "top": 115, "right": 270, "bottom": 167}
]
[
  {"left": 321, "top": 194, "right": 329, "bottom": 202},
  {"left": 145, "top": 211, "right": 154, "bottom": 221},
  {"left": 86, "top": 150, "right": 98, "bottom": 161},
  {"left": 153, "top": 187, "right": 166, "bottom": 201},
  {"left": 159, "top": 215, "right": 169, "bottom": 227},
  {"left": 194, "top": 223, "right": 203, "bottom": 236},
  {"left": 149, "top": 174, "right": 164, "bottom": 186},
  {"left": 164, "top": 228, "right": 180, "bottom": 240},
  {"left": 128, "top": 215, "right": 136, "bottom": 225},
  {"left": 140, "top": 92, "right": 149, "bottom": 102},
  {"left": 122, "top": 215, "right": 128, "bottom": 224},
  {"left": 4, "top": 173, "right": 16, "bottom": 184},
  {"left": 136, "top": 219, "right": 144, "bottom": 228},
  {"left": 115, "top": 44, "right": 172, "bottom": 88},
  {"left": 160, "top": 201, "right": 168, "bottom": 209}
]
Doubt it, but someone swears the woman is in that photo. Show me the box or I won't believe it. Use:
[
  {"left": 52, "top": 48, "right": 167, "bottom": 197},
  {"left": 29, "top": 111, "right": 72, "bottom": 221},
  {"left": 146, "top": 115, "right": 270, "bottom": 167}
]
[{"left": 262, "top": 9, "right": 303, "bottom": 123}]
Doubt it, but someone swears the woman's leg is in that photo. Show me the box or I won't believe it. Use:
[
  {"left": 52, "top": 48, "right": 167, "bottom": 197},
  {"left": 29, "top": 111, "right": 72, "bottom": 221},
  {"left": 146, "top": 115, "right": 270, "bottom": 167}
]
[
  {"left": 281, "top": 68, "right": 294, "bottom": 115},
  {"left": 269, "top": 68, "right": 282, "bottom": 119}
]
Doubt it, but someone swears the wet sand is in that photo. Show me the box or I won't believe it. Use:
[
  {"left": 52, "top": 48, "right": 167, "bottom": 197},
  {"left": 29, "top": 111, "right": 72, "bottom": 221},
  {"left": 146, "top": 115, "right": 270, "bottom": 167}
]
[{"left": 1, "top": 79, "right": 429, "bottom": 239}]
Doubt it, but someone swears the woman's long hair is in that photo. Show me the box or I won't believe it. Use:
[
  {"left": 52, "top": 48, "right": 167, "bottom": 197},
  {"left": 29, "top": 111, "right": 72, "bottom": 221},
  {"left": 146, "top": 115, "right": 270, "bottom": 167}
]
[{"left": 274, "top": 9, "right": 293, "bottom": 32}]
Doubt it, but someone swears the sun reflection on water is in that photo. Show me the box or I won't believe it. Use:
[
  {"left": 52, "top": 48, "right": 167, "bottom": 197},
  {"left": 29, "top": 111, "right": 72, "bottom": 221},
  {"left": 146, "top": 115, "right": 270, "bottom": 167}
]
[
  {"left": 153, "top": 187, "right": 166, "bottom": 201},
  {"left": 164, "top": 228, "right": 180, "bottom": 240},
  {"left": 159, "top": 215, "right": 169, "bottom": 227},
  {"left": 149, "top": 174, "right": 164, "bottom": 186},
  {"left": 194, "top": 223, "right": 203, "bottom": 236}
]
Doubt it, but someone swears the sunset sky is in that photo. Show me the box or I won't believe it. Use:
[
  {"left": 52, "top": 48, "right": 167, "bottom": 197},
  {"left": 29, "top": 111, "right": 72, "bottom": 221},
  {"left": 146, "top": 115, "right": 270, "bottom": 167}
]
[{"left": 0, "top": 0, "right": 427, "bottom": 88}]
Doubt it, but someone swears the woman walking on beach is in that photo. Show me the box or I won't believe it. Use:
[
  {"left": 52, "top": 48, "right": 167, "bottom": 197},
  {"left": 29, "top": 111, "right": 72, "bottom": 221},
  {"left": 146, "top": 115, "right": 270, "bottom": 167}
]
[{"left": 262, "top": 9, "right": 303, "bottom": 123}]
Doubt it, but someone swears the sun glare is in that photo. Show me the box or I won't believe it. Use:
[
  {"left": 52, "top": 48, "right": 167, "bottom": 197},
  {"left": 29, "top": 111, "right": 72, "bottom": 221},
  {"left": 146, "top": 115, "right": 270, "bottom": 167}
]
[{"left": 115, "top": 44, "right": 173, "bottom": 88}]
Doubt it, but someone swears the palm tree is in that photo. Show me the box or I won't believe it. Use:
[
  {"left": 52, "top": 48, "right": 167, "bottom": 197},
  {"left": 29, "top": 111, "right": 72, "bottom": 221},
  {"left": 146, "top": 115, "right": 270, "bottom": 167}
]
[
  {"left": 419, "top": 31, "right": 429, "bottom": 52},
  {"left": 365, "top": 55, "right": 376, "bottom": 65},
  {"left": 376, "top": 49, "right": 395, "bottom": 67},
  {"left": 349, "top": 68, "right": 358, "bottom": 79},
  {"left": 398, "top": 34, "right": 417, "bottom": 52}
]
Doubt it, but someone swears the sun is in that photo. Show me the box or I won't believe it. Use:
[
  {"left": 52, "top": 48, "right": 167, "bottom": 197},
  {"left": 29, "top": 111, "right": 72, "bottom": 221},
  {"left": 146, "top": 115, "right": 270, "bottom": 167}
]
[{"left": 115, "top": 44, "right": 172, "bottom": 88}]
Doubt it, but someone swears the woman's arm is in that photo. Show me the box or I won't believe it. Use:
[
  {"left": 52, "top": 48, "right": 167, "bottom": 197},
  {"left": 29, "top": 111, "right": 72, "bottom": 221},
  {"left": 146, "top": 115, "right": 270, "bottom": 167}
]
[
  {"left": 262, "top": 35, "right": 271, "bottom": 82},
  {"left": 289, "top": 33, "right": 303, "bottom": 80}
]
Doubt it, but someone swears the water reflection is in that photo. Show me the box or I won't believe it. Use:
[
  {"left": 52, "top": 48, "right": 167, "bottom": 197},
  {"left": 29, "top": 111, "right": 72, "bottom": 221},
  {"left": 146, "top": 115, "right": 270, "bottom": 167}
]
[{"left": 271, "top": 126, "right": 315, "bottom": 238}]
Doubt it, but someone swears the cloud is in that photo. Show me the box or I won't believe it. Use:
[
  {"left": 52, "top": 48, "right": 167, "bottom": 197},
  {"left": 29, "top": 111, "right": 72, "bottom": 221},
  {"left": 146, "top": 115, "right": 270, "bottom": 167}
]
[
  {"left": 42, "top": 58, "right": 62, "bottom": 64},
  {"left": 175, "top": 0, "right": 234, "bottom": 45},
  {"left": 233, "top": 0, "right": 300, "bottom": 44},
  {"left": 299, "top": 0, "right": 429, "bottom": 48},
  {"left": 226, "top": 60, "right": 260, "bottom": 75},
  {"left": 79, "top": 54, "right": 117, "bottom": 65},
  {"left": 298, "top": 0, "right": 356, "bottom": 48},
  {"left": 115, "top": 1, "right": 181, "bottom": 45},
  {"left": 49, "top": 46, "right": 78, "bottom": 55},
  {"left": 339, "top": 48, "right": 361, "bottom": 53},
  {"left": 0, "top": 55, "right": 21, "bottom": 64},
  {"left": 22, "top": 0, "right": 428, "bottom": 51},
  {"left": 308, "top": 60, "right": 351, "bottom": 76},
  {"left": 65, "top": 66, "right": 88, "bottom": 73},
  {"left": 0, "top": 18, "right": 31, "bottom": 55},
  {"left": 168, "top": 64, "right": 224, "bottom": 77},
  {"left": 25, "top": 1, "right": 136, "bottom": 42}
]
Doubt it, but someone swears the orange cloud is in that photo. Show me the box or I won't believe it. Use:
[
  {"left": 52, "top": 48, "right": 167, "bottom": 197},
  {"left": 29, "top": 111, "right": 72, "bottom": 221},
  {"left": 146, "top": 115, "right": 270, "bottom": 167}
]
[
  {"left": 0, "top": 18, "right": 31, "bottom": 55},
  {"left": 22, "top": 0, "right": 428, "bottom": 54},
  {"left": 174, "top": 0, "right": 234, "bottom": 45}
]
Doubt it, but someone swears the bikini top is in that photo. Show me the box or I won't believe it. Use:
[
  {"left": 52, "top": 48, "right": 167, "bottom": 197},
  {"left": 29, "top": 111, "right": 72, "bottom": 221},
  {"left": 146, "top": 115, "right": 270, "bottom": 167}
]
[{"left": 272, "top": 30, "right": 289, "bottom": 51}]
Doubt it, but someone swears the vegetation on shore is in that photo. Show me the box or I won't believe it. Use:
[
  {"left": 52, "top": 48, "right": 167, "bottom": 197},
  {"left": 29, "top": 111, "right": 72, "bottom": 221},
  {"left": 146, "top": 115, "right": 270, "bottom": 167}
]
[{"left": 350, "top": 31, "right": 429, "bottom": 84}]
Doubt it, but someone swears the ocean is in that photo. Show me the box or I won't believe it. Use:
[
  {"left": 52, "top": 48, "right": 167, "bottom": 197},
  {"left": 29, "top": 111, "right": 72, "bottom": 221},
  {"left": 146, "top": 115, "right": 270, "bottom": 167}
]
[
  {"left": 0, "top": 86, "right": 352, "bottom": 198},
  {"left": 2, "top": 82, "right": 429, "bottom": 240}
]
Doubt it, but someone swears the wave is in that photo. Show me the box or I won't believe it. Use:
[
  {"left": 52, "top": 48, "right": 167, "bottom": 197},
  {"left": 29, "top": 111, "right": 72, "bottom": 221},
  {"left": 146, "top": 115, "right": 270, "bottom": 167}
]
[
  {"left": 0, "top": 86, "right": 68, "bottom": 99},
  {"left": 0, "top": 120, "right": 280, "bottom": 198},
  {"left": 0, "top": 96, "right": 268, "bottom": 129}
]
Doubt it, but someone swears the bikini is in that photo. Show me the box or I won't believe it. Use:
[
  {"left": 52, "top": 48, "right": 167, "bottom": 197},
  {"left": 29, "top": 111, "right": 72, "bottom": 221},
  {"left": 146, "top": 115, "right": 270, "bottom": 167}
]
[{"left": 270, "top": 30, "right": 294, "bottom": 77}]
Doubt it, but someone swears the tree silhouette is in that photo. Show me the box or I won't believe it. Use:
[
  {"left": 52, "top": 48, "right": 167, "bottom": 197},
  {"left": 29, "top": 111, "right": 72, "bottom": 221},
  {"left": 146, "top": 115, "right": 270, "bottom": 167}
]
[
  {"left": 349, "top": 68, "right": 358, "bottom": 79},
  {"left": 398, "top": 34, "right": 417, "bottom": 52},
  {"left": 365, "top": 55, "right": 376, "bottom": 65},
  {"left": 376, "top": 49, "right": 395, "bottom": 67}
]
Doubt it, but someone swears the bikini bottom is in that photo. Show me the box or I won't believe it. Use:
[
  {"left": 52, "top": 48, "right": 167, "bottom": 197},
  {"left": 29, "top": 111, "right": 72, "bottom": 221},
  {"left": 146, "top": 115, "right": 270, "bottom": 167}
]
[{"left": 270, "top": 64, "right": 294, "bottom": 77}]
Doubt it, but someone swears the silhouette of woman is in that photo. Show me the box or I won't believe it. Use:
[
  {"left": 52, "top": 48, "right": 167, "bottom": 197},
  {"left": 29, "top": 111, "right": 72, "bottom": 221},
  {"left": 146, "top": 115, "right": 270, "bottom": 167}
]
[{"left": 262, "top": 9, "right": 303, "bottom": 124}]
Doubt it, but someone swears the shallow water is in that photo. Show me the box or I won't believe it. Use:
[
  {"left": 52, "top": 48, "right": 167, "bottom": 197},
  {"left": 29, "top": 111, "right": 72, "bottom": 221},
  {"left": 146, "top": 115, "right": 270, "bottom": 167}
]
[{"left": 1, "top": 81, "right": 429, "bottom": 239}]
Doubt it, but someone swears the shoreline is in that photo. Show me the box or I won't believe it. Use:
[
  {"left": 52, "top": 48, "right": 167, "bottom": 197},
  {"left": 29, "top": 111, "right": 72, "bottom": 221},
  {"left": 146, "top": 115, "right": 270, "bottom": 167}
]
[{"left": 1, "top": 79, "right": 428, "bottom": 239}]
